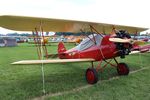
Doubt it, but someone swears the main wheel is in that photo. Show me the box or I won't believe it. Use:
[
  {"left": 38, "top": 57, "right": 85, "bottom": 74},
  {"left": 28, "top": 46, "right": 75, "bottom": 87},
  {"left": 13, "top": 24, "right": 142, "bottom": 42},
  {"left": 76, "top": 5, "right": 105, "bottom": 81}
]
[
  {"left": 117, "top": 63, "right": 129, "bottom": 75},
  {"left": 86, "top": 68, "right": 98, "bottom": 84}
]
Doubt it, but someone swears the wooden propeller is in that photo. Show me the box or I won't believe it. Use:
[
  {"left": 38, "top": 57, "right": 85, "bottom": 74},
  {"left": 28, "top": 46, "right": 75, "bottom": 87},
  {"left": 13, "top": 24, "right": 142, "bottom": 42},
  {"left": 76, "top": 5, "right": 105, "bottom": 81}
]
[
  {"left": 109, "top": 38, "right": 146, "bottom": 45},
  {"left": 109, "top": 38, "right": 132, "bottom": 43}
]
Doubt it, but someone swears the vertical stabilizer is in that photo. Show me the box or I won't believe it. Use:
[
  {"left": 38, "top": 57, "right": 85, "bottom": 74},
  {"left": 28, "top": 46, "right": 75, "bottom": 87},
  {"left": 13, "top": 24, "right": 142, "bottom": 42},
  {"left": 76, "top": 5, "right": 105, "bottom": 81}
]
[{"left": 58, "top": 42, "right": 66, "bottom": 54}]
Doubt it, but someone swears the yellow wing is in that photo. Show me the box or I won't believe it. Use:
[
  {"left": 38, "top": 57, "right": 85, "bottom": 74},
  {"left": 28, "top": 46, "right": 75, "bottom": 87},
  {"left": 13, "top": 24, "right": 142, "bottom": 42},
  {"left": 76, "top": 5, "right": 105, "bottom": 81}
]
[
  {"left": 0, "top": 15, "right": 148, "bottom": 33},
  {"left": 11, "top": 58, "right": 95, "bottom": 65}
]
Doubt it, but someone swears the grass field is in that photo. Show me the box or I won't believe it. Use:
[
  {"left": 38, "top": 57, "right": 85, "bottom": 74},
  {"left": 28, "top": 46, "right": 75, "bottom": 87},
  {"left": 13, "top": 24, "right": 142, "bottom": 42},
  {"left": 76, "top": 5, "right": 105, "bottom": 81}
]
[{"left": 0, "top": 43, "right": 150, "bottom": 100}]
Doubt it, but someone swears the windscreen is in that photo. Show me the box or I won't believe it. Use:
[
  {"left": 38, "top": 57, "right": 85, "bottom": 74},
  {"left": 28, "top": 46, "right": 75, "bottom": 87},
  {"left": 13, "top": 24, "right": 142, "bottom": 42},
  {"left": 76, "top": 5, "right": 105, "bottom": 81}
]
[{"left": 76, "top": 34, "right": 103, "bottom": 51}]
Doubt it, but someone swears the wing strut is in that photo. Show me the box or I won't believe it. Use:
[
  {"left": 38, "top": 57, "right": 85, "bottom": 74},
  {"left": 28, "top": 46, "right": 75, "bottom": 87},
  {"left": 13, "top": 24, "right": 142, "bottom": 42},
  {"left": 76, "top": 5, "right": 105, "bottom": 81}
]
[
  {"left": 32, "top": 27, "right": 49, "bottom": 59},
  {"left": 89, "top": 25, "right": 104, "bottom": 37},
  {"left": 32, "top": 22, "right": 47, "bottom": 94}
]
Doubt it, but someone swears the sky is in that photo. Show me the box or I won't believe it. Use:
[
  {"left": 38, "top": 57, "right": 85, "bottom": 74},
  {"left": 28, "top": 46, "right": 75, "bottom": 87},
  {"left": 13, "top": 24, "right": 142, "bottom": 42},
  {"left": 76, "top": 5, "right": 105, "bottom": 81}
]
[{"left": 0, "top": 0, "right": 150, "bottom": 34}]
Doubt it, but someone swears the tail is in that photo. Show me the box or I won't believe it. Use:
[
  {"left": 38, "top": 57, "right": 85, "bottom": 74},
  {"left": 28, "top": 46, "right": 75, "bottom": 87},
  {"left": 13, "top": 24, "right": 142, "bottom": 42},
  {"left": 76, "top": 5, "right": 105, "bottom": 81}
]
[{"left": 58, "top": 42, "right": 66, "bottom": 54}]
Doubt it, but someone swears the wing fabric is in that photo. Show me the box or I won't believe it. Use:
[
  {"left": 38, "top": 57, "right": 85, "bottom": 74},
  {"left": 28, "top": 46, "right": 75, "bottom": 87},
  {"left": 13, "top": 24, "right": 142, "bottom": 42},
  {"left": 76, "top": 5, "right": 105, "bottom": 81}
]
[
  {"left": 11, "top": 58, "right": 95, "bottom": 65},
  {"left": 0, "top": 15, "right": 147, "bottom": 33}
]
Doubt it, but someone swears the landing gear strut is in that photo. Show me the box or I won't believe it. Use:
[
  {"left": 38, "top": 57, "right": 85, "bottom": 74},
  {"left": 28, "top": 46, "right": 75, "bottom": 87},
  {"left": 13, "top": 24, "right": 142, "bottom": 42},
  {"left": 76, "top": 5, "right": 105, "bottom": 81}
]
[{"left": 85, "top": 58, "right": 130, "bottom": 84}]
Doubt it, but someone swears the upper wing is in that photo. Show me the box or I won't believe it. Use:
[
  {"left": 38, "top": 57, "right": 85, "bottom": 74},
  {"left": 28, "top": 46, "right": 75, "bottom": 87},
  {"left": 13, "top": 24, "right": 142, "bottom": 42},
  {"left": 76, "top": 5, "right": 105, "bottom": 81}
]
[
  {"left": 0, "top": 15, "right": 148, "bottom": 33},
  {"left": 11, "top": 58, "right": 95, "bottom": 65}
]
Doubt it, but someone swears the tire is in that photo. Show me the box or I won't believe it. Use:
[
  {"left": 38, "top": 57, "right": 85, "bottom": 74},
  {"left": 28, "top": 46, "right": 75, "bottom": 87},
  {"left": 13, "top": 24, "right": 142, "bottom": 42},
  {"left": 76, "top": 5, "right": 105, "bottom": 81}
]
[
  {"left": 117, "top": 63, "right": 129, "bottom": 75},
  {"left": 86, "top": 68, "right": 98, "bottom": 84}
]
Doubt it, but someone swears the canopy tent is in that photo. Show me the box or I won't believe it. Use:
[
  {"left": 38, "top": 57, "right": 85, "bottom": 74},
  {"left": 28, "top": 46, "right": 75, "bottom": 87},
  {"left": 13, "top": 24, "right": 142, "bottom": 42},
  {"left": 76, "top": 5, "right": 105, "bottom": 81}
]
[
  {"left": 0, "top": 37, "right": 17, "bottom": 47},
  {"left": 0, "top": 38, "right": 5, "bottom": 47}
]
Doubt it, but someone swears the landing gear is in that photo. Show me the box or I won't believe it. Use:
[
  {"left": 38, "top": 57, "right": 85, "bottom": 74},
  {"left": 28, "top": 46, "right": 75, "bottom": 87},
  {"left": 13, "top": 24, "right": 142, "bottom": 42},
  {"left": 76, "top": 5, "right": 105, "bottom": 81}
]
[
  {"left": 86, "top": 68, "right": 98, "bottom": 84},
  {"left": 85, "top": 59, "right": 130, "bottom": 84},
  {"left": 117, "top": 63, "right": 129, "bottom": 75}
]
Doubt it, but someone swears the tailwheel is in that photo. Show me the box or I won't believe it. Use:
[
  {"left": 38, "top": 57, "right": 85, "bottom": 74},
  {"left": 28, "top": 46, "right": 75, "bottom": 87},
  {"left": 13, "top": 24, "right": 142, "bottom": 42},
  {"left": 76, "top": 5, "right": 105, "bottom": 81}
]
[
  {"left": 86, "top": 68, "right": 98, "bottom": 84},
  {"left": 117, "top": 63, "right": 129, "bottom": 75}
]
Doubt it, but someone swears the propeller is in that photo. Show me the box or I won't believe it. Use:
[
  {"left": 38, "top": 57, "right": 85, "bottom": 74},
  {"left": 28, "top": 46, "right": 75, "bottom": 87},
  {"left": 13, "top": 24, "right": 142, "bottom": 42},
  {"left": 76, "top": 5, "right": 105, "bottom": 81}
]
[
  {"left": 109, "top": 30, "right": 132, "bottom": 43},
  {"left": 109, "top": 38, "right": 132, "bottom": 43},
  {"left": 109, "top": 30, "right": 133, "bottom": 58},
  {"left": 109, "top": 37, "right": 145, "bottom": 45},
  {"left": 109, "top": 30, "right": 147, "bottom": 58}
]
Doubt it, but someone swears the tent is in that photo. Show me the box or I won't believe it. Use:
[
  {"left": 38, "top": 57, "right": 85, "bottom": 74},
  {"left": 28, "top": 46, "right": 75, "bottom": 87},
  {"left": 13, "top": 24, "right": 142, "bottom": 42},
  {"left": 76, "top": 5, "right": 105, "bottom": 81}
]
[
  {"left": 0, "top": 37, "right": 17, "bottom": 47},
  {"left": 0, "top": 38, "right": 5, "bottom": 47}
]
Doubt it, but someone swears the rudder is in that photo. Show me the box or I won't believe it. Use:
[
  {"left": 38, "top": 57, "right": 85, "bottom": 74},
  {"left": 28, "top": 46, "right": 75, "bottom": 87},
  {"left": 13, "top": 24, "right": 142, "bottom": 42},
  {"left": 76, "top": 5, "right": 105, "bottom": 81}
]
[{"left": 58, "top": 42, "right": 66, "bottom": 54}]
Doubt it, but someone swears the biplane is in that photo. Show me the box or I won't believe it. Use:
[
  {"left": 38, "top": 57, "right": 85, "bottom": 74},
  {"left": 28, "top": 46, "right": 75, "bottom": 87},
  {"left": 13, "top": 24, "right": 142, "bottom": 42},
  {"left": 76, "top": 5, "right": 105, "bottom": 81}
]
[{"left": 0, "top": 15, "right": 149, "bottom": 84}]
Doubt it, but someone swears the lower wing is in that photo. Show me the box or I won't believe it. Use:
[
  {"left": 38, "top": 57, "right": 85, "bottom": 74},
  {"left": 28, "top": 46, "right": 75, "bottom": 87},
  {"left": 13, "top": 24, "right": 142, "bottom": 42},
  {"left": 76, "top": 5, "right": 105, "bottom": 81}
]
[{"left": 11, "top": 58, "right": 95, "bottom": 65}]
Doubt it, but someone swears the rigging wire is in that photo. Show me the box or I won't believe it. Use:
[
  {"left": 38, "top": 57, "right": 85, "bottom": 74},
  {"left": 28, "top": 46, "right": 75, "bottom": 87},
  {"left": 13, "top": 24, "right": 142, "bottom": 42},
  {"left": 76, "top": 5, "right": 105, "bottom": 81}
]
[{"left": 39, "top": 21, "right": 46, "bottom": 94}]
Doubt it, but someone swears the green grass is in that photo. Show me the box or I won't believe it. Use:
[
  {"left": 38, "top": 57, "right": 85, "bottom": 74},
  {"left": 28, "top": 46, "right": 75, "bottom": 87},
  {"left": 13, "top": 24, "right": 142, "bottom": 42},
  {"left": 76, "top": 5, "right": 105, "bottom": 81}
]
[
  {"left": 50, "top": 68, "right": 150, "bottom": 100},
  {"left": 0, "top": 43, "right": 150, "bottom": 100}
]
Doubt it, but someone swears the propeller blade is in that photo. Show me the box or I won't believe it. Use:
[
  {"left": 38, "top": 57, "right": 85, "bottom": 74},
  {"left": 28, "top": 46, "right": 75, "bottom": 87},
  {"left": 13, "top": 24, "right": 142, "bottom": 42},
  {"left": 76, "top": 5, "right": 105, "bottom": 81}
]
[
  {"left": 109, "top": 38, "right": 131, "bottom": 43},
  {"left": 132, "top": 40, "right": 146, "bottom": 45}
]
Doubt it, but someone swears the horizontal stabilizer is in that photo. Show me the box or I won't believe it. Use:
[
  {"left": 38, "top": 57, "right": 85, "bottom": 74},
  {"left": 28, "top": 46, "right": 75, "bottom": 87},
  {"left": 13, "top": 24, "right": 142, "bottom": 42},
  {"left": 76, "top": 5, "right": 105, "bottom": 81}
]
[{"left": 11, "top": 58, "right": 95, "bottom": 65}]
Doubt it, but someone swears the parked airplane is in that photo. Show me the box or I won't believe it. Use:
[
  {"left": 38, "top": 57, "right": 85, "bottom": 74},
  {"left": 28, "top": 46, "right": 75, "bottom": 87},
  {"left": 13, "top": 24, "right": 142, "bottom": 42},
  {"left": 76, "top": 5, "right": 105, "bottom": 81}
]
[{"left": 0, "top": 15, "right": 149, "bottom": 84}]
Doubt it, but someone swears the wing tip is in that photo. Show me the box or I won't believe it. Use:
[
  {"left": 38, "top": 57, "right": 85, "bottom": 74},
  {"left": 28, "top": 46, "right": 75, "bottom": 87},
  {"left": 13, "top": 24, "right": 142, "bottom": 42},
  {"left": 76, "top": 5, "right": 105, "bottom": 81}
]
[{"left": 11, "top": 62, "right": 20, "bottom": 65}]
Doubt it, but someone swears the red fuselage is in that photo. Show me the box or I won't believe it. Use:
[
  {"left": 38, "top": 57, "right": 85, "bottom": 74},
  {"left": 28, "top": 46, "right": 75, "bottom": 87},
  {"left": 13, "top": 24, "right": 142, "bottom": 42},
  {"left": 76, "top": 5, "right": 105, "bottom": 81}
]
[{"left": 59, "top": 35, "right": 119, "bottom": 61}]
